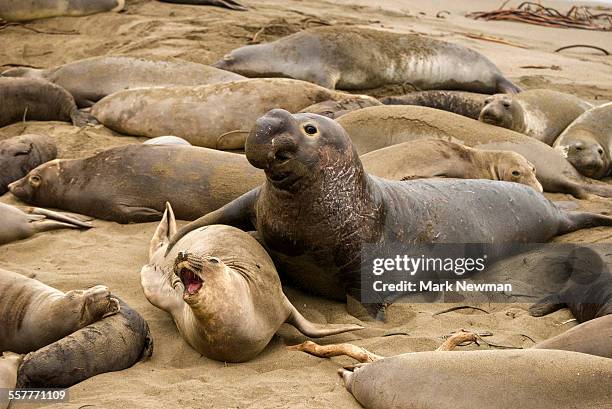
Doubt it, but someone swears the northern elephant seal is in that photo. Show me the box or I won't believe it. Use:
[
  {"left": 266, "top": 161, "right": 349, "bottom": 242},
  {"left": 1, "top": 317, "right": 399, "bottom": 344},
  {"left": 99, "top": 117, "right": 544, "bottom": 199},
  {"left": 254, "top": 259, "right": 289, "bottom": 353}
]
[
  {"left": 0, "top": 0, "right": 124, "bottom": 21},
  {"left": 142, "top": 203, "right": 361, "bottom": 362},
  {"left": 214, "top": 26, "right": 520, "bottom": 93},
  {"left": 0, "top": 268, "right": 119, "bottom": 354},
  {"left": 479, "top": 89, "right": 592, "bottom": 145},
  {"left": 534, "top": 315, "right": 612, "bottom": 359},
  {"left": 0, "top": 78, "right": 94, "bottom": 127},
  {"left": 361, "top": 139, "right": 542, "bottom": 192},
  {"left": 91, "top": 78, "right": 340, "bottom": 149},
  {"left": 0, "top": 134, "right": 57, "bottom": 195},
  {"left": 339, "top": 349, "right": 612, "bottom": 409},
  {"left": 2, "top": 56, "right": 245, "bottom": 107},
  {"left": 8, "top": 144, "right": 263, "bottom": 223},
  {"left": 336, "top": 105, "right": 612, "bottom": 198},
  {"left": 380, "top": 90, "right": 488, "bottom": 120},
  {"left": 166, "top": 109, "right": 612, "bottom": 316},
  {"left": 0, "top": 352, "right": 22, "bottom": 409},
  {"left": 0, "top": 202, "right": 92, "bottom": 245},
  {"left": 16, "top": 297, "right": 152, "bottom": 388},
  {"left": 157, "top": 0, "right": 246, "bottom": 10},
  {"left": 299, "top": 96, "right": 381, "bottom": 119},
  {"left": 553, "top": 102, "right": 612, "bottom": 179}
]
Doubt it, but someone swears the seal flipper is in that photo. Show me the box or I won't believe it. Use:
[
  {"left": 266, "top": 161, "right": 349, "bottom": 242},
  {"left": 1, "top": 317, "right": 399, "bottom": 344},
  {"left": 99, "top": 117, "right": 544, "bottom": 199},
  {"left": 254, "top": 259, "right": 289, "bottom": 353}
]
[
  {"left": 496, "top": 76, "right": 522, "bottom": 94},
  {"left": 529, "top": 294, "right": 565, "bottom": 317},
  {"left": 28, "top": 207, "right": 93, "bottom": 229},
  {"left": 70, "top": 109, "right": 98, "bottom": 127},
  {"left": 285, "top": 299, "right": 363, "bottom": 337},
  {"left": 116, "top": 205, "right": 163, "bottom": 224}
]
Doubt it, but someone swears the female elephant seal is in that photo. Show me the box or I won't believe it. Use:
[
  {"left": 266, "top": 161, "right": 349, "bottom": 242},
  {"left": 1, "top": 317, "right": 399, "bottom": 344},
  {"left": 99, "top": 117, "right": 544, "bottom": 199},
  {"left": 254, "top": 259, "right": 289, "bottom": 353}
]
[
  {"left": 8, "top": 144, "right": 264, "bottom": 223},
  {"left": 0, "top": 134, "right": 57, "bottom": 195},
  {"left": 0, "top": 78, "right": 93, "bottom": 127},
  {"left": 553, "top": 102, "right": 612, "bottom": 179},
  {"left": 91, "top": 78, "right": 340, "bottom": 149},
  {"left": 16, "top": 297, "right": 152, "bottom": 388},
  {"left": 479, "top": 89, "right": 592, "bottom": 145},
  {"left": 0, "top": 268, "right": 119, "bottom": 354},
  {"left": 214, "top": 26, "right": 520, "bottom": 93},
  {"left": 2, "top": 56, "right": 245, "bottom": 107},
  {"left": 0, "top": 202, "right": 92, "bottom": 245},
  {"left": 340, "top": 349, "right": 612, "bottom": 409},
  {"left": 0, "top": 352, "right": 22, "bottom": 409},
  {"left": 166, "top": 110, "right": 612, "bottom": 316},
  {"left": 143, "top": 203, "right": 361, "bottom": 362},
  {"left": 361, "top": 139, "right": 542, "bottom": 192},
  {"left": 380, "top": 90, "right": 489, "bottom": 120},
  {"left": 0, "top": 0, "right": 124, "bottom": 21},
  {"left": 336, "top": 105, "right": 612, "bottom": 198}
]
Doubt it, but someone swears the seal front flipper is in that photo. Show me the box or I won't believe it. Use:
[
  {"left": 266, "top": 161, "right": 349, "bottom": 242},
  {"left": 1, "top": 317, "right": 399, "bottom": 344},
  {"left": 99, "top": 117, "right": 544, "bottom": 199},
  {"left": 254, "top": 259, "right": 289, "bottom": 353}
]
[
  {"left": 28, "top": 207, "right": 93, "bottom": 228},
  {"left": 529, "top": 294, "right": 565, "bottom": 317},
  {"left": 116, "top": 204, "right": 163, "bottom": 223},
  {"left": 496, "top": 75, "right": 522, "bottom": 94}
]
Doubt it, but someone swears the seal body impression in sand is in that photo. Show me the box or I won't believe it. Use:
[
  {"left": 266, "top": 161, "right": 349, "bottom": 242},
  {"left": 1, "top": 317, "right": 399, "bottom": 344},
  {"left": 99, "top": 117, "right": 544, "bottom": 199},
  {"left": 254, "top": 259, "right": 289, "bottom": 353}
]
[
  {"left": 166, "top": 109, "right": 612, "bottom": 317},
  {"left": 214, "top": 25, "right": 520, "bottom": 93},
  {"left": 0, "top": 0, "right": 125, "bottom": 22},
  {"left": 142, "top": 203, "right": 361, "bottom": 362}
]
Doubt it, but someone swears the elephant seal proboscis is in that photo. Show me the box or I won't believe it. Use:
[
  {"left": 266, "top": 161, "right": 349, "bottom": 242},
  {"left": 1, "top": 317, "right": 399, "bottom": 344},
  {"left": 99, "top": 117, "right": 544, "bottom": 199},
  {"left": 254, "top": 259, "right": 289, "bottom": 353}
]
[
  {"left": 2, "top": 56, "right": 245, "bottom": 108},
  {"left": 142, "top": 203, "right": 361, "bottom": 362},
  {"left": 157, "top": 0, "right": 246, "bottom": 11},
  {"left": 339, "top": 349, "right": 612, "bottom": 409},
  {"left": 0, "top": 352, "right": 22, "bottom": 409},
  {"left": 0, "top": 268, "right": 119, "bottom": 354},
  {"left": 166, "top": 109, "right": 612, "bottom": 317},
  {"left": 553, "top": 102, "right": 612, "bottom": 179},
  {"left": 336, "top": 105, "right": 612, "bottom": 198},
  {"left": 16, "top": 297, "right": 152, "bottom": 388},
  {"left": 0, "top": 78, "right": 94, "bottom": 127},
  {"left": 361, "top": 139, "right": 542, "bottom": 192},
  {"left": 0, "top": 134, "right": 57, "bottom": 195},
  {"left": 214, "top": 26, "right": 520, "bottom": 93},
  {"left": 299, "top": 95, "right": 381, "bottom": 119},
  {"left": 143, "top": 135, "right": 192, "bottom": 146},
  {"left": 8, "top": 144, "right": 264, "bottom": 223},
  {"left": 91, "top": 78, "right": 344, "bottom": 149},
  {"left": 0, "top": 0, "right": 124, "bottom": 22},
  {"left": 479, "top": 89, "right": 592, "bottom": 145},
  {"left": 0, "top": 202, "right": 92, "bottom": 245},
  {"left": 380, "top": 90, "right": 489, "bottom": 120}
]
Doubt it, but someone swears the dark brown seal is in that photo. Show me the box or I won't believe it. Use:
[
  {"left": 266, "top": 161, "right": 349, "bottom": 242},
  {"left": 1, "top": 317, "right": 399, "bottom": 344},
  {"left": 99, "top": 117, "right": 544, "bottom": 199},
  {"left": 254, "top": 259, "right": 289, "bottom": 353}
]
[
  {"left": 0, "top": 134, "right": 56, "bottom": 195},
  {"left": 380, "top": 90, "right": 488, "bottom": 120}
]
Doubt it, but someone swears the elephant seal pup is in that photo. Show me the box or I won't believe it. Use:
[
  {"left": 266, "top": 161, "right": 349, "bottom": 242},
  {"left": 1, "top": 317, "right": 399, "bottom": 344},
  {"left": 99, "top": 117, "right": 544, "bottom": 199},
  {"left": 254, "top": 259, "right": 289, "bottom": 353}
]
[
  {"left": 166, "top": 110, "right": 612, "bottom": 316},
  {"left": 299, "top": 95, "right": 381, "bottom": 119},
  {"left": 0, "top": 134, "right": 57, "bottom": 195},
  {"left": 380, "top": 90, "right": 488, "bottom": 120},
  {"left": 214, "top": 26, "right": 520, "bottom": 93},
  {"left": 92, "top": 78, "right": 339, "bottom": 149},
  {"left": 0, "top": 0, "right": 124, "bottom": 22},
  {"left": 0, "top": 78, "right": 93, "bottom": 127},
  {"left": 143, "top": 203, "right": 361, "bottom": 362},
  {"left": 8, "top": 144, "right": 264, "bottom": 223},
  {"left": 0, "top": 268, "right": 119, "bottom": 354},
  {"left": 16, "top": 297, "right": 152, "bottom": 388},
  {"left": 0, "top": 352, "right": 22, "bottom": 409},
  {"left": 479, "top": 89, "right": 592, "bottom": 145},
  {"left": 143, "top": 136, "right": 191, "bottom": 146},
  {"left": 361, "top": 139, "right": 542, "bottom": 192},
  {"left": 340, "top": 349, "right": 612, "bottom": 409},
  {"left": 337, "top": 105, "right": 612, "bottom": 198},
  {"left": 2, "top": 56, "right": 245, "bottom": 107},
  {"left": 157, "top": 0, "right": 246, "bottom": 11},
  {"left": 553, "top": 102, "right": 612, "bottom": 179},
  {"left": 0, "top": 202, "right": 92, "bottom": 245}
]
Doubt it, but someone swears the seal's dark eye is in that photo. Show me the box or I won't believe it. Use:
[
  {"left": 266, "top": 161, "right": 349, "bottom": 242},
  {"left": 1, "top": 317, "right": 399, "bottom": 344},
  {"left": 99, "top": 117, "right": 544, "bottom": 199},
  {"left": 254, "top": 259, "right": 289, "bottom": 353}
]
[
  {"left": 502, "top": 101, "right": 511, "bottom": 108},
  {"left": 303, "top": 124, "right": 318, "bottom": 135},
  {"left": 512, "top": 170, "right": 520, "bottom": 177},
  {"left": 576, "top": 146, "right": 583, "bottom": 151},
  {"left": 597, "top": 148, "right": 604, "bottom": 155},
  {"left": 30, "top": 175, "right": 41, "bottom": 186}
]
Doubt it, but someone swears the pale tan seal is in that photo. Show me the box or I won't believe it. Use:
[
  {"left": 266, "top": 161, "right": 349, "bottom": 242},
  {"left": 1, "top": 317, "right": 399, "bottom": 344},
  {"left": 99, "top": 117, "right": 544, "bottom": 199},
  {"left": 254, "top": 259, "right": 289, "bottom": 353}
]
[
  {"left": 142, "top": 203, "right": 362, "bottom": 362},
  {"left": 0, "top": 352, "right": 22, "bottom": 409},
  {"left": 0, "top": 268, "right": 119, "bottom": 354},
  {"left": 361, "top": 139, "right": 543, "bottom": 192},
  {"left": 0, "top": 0, "right": 124, "bottom": 22}
]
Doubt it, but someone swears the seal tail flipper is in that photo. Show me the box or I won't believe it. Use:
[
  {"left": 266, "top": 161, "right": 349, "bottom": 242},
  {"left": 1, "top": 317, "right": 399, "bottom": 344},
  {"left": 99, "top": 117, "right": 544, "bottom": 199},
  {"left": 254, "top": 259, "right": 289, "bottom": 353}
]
[
  {"left": 28, "top": 207, "right": 93, "bottom": 228},
  {"left": 70, "top": 109, "right": 99, "bottom": 127},
  {"left": 559, "top": 211, "right": 612, "bottom": 234},
  {"left": 149, "top": 202, "right": 177, "bottom": 261},
  {"left": 285, "top": 301, "right": 363, "bottom": 338},
  {"left": 496, "top": 76, "right": 522, "bottom": 94}
]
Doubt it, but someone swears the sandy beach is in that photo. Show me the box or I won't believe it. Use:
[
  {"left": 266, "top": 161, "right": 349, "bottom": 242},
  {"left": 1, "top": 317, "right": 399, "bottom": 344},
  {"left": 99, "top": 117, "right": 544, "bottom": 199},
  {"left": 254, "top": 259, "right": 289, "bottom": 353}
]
[{"left": 1, "top": 0, "right": 611, "bottom": 408}]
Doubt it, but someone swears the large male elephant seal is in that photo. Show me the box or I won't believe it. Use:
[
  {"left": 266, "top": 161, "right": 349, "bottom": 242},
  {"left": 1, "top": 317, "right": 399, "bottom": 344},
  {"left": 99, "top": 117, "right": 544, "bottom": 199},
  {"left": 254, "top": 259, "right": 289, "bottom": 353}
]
[
  {"left": 166, "top": 110, "right": 612, "bottom": 316},
  {"left": 214, "top": 26, "right": 520, "bottom": 93},
  {"left": 0, "top": 268, "right": 119, "bottom": 354},
  {"left": 0, "top": 0, "right": 124, "bottom": 21},
  {"left": 0, "top": 134, "right": 56, "bottom": 195},
  {"left": 339, "top": 349, "right": 612, "bottom": 409},
  {"left": 0, "top": 352, "right": 22, "bottom": 409},
  {"left": 91, "top": 78, "right": 342, "bottom": 149},
  {"left": 380, "top": 90, "right": 488, "bottom": 120},
  {"left": 143, "top": 203, "right": 361, "bottom": 362},
  {"left": 479, "top": 89, "right": 592, "bottom": 145},
  {"left": 553, "top": 102, "right": 612, "bottom": 179},
  {"left": 0, "top": 78, "right": 93, "bottom": 127},
  {"left": 2, "top": 56, "right": 245, "bottom": 108},
  {"left": 336, "top": 105, "right": 612, "bottom": 198},
  {"left": 16, "top": 297, "right": 152, "bottom": 388},
  {"left": 8, "top": 144, "right": 264, "bottom": 223},
  {"left": 361, "top": 139, "right": 542, "bottom": 192},
  {"left": 157, "top": 0, "right": 246, "bottom": 11},
  {"left": 0, "top": 202, "right": 92, "bottom": 245}
]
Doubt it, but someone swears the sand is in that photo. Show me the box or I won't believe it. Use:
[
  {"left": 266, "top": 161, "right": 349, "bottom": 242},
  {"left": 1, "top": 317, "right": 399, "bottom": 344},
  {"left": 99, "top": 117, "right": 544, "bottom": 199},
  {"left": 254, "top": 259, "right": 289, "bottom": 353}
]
[{"left": 0, "top": 0, "right": 611, "bottom": 408}]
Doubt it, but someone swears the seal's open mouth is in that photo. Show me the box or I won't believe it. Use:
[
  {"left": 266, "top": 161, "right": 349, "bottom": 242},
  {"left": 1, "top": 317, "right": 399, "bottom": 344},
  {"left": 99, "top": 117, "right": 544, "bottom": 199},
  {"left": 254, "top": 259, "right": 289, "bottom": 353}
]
[{"left": 179, "top": 267, "right": 203, "bottom": 295}]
